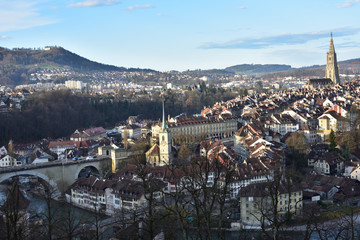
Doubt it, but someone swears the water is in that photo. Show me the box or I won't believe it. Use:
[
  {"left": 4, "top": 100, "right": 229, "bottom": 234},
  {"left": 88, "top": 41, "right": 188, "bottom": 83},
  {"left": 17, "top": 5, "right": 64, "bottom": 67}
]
[
  {"left": 0, "top": 184, "right": 347, "bottom": 240},
  {"left": 0, "top": 183, "right": 113, "bottom": 239}
]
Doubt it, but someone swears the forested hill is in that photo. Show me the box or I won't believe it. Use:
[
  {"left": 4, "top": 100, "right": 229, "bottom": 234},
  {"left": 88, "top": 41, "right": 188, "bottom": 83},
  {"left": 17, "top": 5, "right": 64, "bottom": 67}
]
[
  {"left": 185, "top": 64, "right": 293, "bottom": 75},
  {"left": 0, "top": 88, "right": 237, "bottom": 146},
  {"left": 0, "top": 46, "right": 156, "bottom": 86},
  {"left": 224, "top": 64, "right": 293, "bottom": 75},
  {"left": 0, "top": 46, "right": 126, "bottom": 71},
  {"left": 189, "top": 59, "right": 360, "bottom": 76}
]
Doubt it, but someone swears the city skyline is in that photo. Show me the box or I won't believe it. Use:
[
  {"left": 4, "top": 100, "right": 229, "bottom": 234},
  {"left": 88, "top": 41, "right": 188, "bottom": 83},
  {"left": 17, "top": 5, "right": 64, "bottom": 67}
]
[{"left": 1, "top": 0, "right": 360, "bottom": 71}]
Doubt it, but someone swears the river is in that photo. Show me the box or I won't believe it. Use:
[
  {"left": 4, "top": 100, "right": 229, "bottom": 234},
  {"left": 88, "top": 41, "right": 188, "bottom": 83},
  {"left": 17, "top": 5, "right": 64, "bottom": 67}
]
[{"left": 0, "top": 183, "right": 114, "bottom": 239}]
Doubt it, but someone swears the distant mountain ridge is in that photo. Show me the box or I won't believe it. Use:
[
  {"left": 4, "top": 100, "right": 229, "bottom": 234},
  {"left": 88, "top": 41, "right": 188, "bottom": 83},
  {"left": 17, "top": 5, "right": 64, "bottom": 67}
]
[
  {"left": 224, "top": 64, "right": 292, "bottom": 75},
  {"left": 189, "top": 59, "right": 360, "bottom": 77},
  {"left": 0, "top": 46, "right": 156, "bottom": 86},
  {"left": 0, "top": 46, "right": 126, "bottom": 72},
  {"left": 0, "top": 45, "right": 359, "bottom": 87}
]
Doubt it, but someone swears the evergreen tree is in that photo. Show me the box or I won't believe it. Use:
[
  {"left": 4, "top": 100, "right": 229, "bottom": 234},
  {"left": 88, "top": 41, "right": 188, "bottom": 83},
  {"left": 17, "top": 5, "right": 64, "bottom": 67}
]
[{"left": 329, "top": 129, "right": 336, "bottom": 151}]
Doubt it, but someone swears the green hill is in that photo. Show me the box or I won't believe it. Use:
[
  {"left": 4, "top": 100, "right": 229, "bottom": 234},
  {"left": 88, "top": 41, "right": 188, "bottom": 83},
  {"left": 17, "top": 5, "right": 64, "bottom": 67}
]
[
  {"left": 224, "top": 64, "right": 293, "bottom": 75},
  {"left": 0, "top": 46, "right": 155, "bottom": 86},
  {"left": 0, "top": 46, "right": 127, "bottom": 71}
]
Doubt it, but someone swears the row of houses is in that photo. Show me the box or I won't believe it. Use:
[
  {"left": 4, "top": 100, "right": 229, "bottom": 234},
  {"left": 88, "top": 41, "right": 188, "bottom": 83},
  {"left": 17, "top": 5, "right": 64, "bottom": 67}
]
[{"left": 67, "top": 175, "right": 166, "bottom": 215}]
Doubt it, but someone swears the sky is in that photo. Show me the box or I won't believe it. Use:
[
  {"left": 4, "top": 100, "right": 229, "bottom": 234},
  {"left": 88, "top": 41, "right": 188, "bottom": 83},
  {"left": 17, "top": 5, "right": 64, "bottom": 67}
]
[{"left": 0, "top": 0, "right": 360, "bottom": 71}]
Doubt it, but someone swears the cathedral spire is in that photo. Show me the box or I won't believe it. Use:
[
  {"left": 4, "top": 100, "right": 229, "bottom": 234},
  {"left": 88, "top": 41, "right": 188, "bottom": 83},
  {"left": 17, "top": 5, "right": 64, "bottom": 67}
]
[
  {"left": 325, "top": 32, "right": 340, "bottom": 85},
  {"left": 329, "top": 32, "right": 335, "bottom": 53},
  {"left": 161, "top": 98, "right": 168, "bottom": 132}
]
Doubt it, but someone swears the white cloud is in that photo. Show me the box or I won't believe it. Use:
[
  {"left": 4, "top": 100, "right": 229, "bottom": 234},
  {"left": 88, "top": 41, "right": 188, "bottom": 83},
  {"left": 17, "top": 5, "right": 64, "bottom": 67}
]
[
  {"left": 67, "top": 0, "right": 121, "bottom": 8},
  {"left": 200, "top": 28, "right": 360, "bottom": 49},
  {"left": 237, "top": 6, "right": 247, "bottom": 10},
  {"left": 0, "top": 1, "right": 57, "bottom": 32},
  {"left": 337, "top": 0, "right": 360, "bottom": 8},
  {"left": 126, "top": 4, "right": 153, "bottom": 11},
  {"left": 0, "top": 35, "right": 10, "bottom": 40}
]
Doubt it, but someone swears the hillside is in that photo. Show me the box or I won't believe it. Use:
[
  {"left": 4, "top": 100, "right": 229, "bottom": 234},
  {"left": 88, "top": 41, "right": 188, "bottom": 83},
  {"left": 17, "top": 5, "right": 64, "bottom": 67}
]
[
  {"left": 186, "top": 64, "right": 294, "bottom": 76},
  {"left": 0, "top": 46, "right": 155, "bottom": 86},
  {"left": 194, "top": 59, "right": 360, "bottom": 77},
  {"left": 262, "top": 58, "right": 360, "bottom": 79},
  {"left": 225, "top": 64, "right": 293, "bottom": 75}
]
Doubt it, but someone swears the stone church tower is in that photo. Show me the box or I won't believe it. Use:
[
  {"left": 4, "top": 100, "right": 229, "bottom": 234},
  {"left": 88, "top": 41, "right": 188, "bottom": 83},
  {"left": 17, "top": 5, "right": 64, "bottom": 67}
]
[
  {"left": 325, "top": 33, "right": 340, "bottom": 85},
  {"left": 159, "top": 99, "right": 172, "bottom": 165}
]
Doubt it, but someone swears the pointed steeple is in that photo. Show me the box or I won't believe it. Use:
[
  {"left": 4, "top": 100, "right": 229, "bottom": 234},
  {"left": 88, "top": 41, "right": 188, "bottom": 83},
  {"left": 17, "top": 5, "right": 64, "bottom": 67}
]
[
  {"left": 161, "top": 98, "right": 168, "bottom": 132},
  {"left": 329, "top": 32, "right": 335, "bottom": 53},
  {"left": 325, "top": 32, "right": 340, "bottom": 85}
]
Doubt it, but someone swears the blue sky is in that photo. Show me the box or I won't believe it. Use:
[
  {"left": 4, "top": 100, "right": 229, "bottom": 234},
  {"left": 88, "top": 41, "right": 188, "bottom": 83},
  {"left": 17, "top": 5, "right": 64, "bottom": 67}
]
[{"left": 1, "top": 0, "right": 360, "bottom": 71}]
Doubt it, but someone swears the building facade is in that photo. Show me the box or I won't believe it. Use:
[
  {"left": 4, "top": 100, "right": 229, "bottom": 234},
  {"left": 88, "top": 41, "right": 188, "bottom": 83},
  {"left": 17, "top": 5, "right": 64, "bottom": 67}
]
[{"left": 239, "top": 182, "right": 303, "bottom": 227}]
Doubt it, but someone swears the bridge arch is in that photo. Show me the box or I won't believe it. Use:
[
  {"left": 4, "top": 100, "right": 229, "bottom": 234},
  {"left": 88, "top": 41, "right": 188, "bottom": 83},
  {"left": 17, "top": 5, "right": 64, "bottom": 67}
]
[
  {"left": 75, "top": 164, "right": 102, "bottom": 179},
  {"left": 0, "top": 170, "right": 61, "bottom": 199}
]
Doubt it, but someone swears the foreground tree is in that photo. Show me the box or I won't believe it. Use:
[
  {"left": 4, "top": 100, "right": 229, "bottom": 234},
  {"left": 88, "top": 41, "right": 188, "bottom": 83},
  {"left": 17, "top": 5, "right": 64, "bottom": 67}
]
[
  {"left": 239, "top": 166, "right": 303, "bottom": 240},
  {"left": 0, "top": 182, "right": 29, "bottom": 240},
  {"left": 329, "top": 129, "right": 337, "bottom": 151}
]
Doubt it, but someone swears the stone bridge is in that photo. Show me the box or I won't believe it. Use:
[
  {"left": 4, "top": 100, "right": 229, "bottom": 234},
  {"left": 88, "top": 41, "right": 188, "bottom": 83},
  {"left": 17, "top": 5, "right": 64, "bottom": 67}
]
[{"left": 0, "top": 156, "right": 120, "bottom": 198}]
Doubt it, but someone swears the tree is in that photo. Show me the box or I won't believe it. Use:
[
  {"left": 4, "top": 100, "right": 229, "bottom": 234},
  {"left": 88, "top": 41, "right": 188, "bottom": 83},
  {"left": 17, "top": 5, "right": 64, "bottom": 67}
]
[
  {"left": 160, "top": 165, "right": 191, "bottom": 240},
  {"left": 329, "top": 129, "right": 336, "bottom": 151},
  {"left": 178, "top": 157, "right": 235, "bottom": 240},
  {"left": 0, "top": 182, "right": 29, "bottom": 240},
  {"left": 177, "top": 143, "right": 191, "bottom": 161},
  {"left": 41, "top": 188, "right": 61, "bottom": 240},
  {"left": 256, "top": 81, "right": 263, "bottom": 89},
  {"left": 134, "top": 165, "right": 167, "bottom": 240},
  {"left": 56, "top": 200, "right": 84, "bottom": 240},
  {"left": 285, "top": 132, "right": 310, "bottom": 155},
  {"left": 285, "top": 132, "right": 310, "bottom": 172},
  {"left": 242, "top": 167, "right": 303, "bottom": 240}
]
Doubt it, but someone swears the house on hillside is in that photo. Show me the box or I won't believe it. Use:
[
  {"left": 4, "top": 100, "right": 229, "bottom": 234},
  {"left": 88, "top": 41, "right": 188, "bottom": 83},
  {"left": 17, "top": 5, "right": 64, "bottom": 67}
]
[
  {"left": 314, "top": 151, "right": 344, "bottom": 175},
  {"left": 70, "top": 127, "right": 107, "bottom": 142}
]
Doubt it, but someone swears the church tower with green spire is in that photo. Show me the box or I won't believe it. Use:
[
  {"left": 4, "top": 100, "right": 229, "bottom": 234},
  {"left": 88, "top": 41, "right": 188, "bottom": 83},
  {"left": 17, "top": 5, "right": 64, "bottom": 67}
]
[
  {"left": 325, "top": 33, "right": 340, "bottom": 85},
  {"left": 159, "top": 99, "right": 171, "bottom": 165}
]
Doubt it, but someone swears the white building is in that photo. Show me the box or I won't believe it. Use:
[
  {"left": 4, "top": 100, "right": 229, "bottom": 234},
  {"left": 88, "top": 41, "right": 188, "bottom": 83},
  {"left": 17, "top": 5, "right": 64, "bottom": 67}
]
[
  {"left": 65, "top": 80, "right": 86, "bottom": 90},
  {"left": 68, "top": 176, "right": 166, "bottom": 216},
  {"left": 269, "top": 114, "right": 299, "bottom": 136},
  {"left": 350, "top": 166, "right": 360, "bottom": 181},
  {"left": 0, "top": 154, "right": 21, "bottom": 167}
]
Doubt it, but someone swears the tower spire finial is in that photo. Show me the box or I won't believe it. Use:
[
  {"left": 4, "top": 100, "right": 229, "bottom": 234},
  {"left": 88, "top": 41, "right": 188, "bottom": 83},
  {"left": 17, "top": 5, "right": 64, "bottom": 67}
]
[
  {"left": 329, "top": 32, "right": 335, "bottom": 53},
  {"left": 161, "top": 97, "right": 168, "bottom": 132}
]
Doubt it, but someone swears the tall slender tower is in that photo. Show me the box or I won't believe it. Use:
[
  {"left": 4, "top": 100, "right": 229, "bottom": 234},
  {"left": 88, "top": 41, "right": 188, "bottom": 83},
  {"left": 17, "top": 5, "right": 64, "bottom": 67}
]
[
  {"left": 325, "top": 33, "right": 340, "bottom": 85},
  {"left": 159, "top": 99, "right": 171, "bottom": 165}
]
